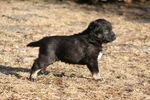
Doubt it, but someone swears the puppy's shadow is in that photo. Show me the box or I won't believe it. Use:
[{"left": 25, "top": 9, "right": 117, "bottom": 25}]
[
  {"left": 0, "top": 65, "right": 93, "bottom": 81},
  {"left": 53, "top": 72, "right": 92, "bottom": 80},
  {"left": 0, "top": 65, "right": 30, "bottom": 79}
]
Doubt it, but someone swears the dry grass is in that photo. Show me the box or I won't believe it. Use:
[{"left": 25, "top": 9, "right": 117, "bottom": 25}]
[{"left": 0, "top": 0, "right": 150, "bottom": 99}]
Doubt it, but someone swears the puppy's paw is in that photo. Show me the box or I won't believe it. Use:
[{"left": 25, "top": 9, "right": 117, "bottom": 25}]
[
  {"left": 29, "top": 76, "right": 37, "bottom": 82},
  {"left": 93, "top": 73, "right": 103, "bottom": 81},
  {"left": 29, "top": 69, "right": 41, "bottom": 81},
  {"left": 39, "top": 70, "right": 49, "bottom": 75}
]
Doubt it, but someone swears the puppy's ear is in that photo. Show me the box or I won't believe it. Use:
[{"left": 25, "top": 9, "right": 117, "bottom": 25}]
[
  {"left": 81, "top": 21, "right": 97, "bottom": 35},
  {"left": 97, "top": 33, "right": 103, "bottom": 39},
  {"left": 88, "top": 21, "right": 98, "bottom": 31}
]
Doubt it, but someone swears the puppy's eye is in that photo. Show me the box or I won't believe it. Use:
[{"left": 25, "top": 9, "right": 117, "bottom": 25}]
[{"left": 104, "top": 30, "right": 109, "bottom": 34}]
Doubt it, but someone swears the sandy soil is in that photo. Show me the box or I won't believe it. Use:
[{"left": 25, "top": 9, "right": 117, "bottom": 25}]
[{"left": 0, "top": 0, "right": 150, "bottom": 99}]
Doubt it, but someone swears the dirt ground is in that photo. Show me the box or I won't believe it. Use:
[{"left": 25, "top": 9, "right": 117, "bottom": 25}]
[{"left": 0, "top": 0, "right": 150, "bottom": 100}]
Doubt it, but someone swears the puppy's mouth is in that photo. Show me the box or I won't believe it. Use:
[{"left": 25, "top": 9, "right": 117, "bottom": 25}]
[
  {"left": 112, "top": 35, "right": 116, "bottom": 41},
  {"left": 103, "top": 34, "right": 116, "bottom": 43}
]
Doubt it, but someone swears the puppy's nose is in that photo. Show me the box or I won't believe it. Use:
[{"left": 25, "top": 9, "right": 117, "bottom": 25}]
[
  {"left": 113, "top": 33, "right": 116, "bottom": 37},
  {"left": 112, "top": 32, "right": 116, "bottom": 40},
  {"left": 113, "top": 35, "right": 116, "bottom": 40}
]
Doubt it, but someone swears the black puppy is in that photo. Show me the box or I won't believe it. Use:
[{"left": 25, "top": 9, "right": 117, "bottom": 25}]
[{"left": 27, "top": 19, "right": 116, "bottom": 81}]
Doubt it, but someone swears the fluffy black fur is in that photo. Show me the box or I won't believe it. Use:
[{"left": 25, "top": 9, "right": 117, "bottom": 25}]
[
  {"left": 27, "top": 19, "right": 116, "bottom": 81},
  {"left": 77, "top": 0, "right": 99, "bottom": 4}
]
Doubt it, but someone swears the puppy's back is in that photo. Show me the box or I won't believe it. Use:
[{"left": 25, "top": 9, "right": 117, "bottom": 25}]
[{"left": 27, "top": 36, "right": 61, "bottom": 47}]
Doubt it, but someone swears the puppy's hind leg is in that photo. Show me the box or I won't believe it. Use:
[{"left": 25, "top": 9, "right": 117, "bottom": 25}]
[{"left": 29, "top": 54, "right": 54, "bottom": 81}]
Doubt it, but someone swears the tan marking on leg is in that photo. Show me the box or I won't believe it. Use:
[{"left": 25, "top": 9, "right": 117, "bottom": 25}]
[{"left": 31, "top": 69, "right": 41, "bottom": 80}]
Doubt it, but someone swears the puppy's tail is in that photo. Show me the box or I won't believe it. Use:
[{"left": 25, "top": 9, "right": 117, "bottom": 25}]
[{"left": 27, "top": 41, "right": 41, "bottom": 47}]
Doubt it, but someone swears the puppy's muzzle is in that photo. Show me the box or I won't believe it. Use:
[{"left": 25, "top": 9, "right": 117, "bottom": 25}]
[
  {"left": 111, "top": 32, "right": 116, "bottom": 41},
  {"left": 104, "top": 32, "right": 116, "bottom": 43}
]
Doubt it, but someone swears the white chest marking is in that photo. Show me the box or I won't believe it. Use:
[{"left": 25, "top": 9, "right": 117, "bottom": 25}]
[{"left": 97, "top": 52, "right": 103, "bottom": 60}]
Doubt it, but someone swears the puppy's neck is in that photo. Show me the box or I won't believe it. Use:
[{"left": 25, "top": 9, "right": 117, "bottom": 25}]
[
  {"left": 88, "top": 36, "right": 102, "bottom": 46},
  {"left": 80, "top": 29, "right": 103, "bottom": 47},
  {"left": 79, "top": 29, "right": 89, "bottom": 35},
  {"left": 89, "top": 40, "right": 102, "bottom": 49}
]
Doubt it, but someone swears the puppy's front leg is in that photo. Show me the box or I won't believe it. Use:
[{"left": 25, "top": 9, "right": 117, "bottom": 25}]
[{"left": 87, "top": 60, "right": 102, "bottom": 80}]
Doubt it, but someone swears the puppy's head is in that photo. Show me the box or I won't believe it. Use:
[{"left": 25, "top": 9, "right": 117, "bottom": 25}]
[{"left": 87, "top": 19, "right": 116, "bottom": 43}]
